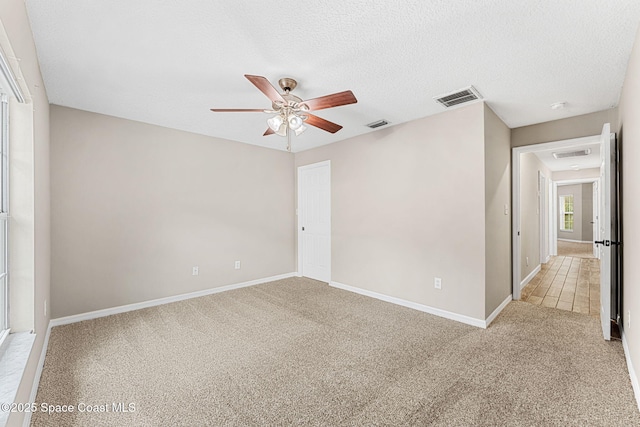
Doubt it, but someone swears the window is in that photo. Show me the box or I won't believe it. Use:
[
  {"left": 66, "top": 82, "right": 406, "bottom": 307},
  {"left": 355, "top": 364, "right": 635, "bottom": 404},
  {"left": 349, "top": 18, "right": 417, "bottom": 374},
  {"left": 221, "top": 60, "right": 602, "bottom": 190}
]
[
  {"left": 0, "top": 43, "right": 26, "bottom": 349},
  {"left": 559, "top": 194, "right": 574, "bottom": 232}
]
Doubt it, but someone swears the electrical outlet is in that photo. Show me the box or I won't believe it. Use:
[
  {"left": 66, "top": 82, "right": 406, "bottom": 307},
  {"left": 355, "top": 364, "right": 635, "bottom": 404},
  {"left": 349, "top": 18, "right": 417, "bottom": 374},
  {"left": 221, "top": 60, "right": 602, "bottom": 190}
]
[
  {"left": 44, "top": 299, "right": 47, "bottom": 317},
  {"left": 434, "top": 277, "right": 442, "bottom": 290},
  {"left": 526, "top": 256, "right": 529, "bottom": 267},
  {"left": 192, "top": 266, "right": 199, "bottom": 276},
  {"left": 235, "top": 261, "right": 241, "bottom": 270}
]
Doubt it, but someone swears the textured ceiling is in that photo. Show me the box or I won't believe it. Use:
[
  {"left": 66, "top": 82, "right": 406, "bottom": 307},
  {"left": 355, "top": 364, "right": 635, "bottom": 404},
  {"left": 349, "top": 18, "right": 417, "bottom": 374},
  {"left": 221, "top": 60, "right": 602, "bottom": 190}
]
[{"left": 25, "top": 1, "right": 640, "bottom": 152}]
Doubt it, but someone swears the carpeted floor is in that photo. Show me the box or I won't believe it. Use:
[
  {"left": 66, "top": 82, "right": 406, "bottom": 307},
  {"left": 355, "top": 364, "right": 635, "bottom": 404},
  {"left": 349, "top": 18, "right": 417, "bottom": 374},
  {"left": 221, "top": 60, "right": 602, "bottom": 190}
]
[
  {"left": 557, "top": 240, "right": 595, "bottom": 258},
  {"left": 32, "top": 277, "right": 640, "bottom": 426}
]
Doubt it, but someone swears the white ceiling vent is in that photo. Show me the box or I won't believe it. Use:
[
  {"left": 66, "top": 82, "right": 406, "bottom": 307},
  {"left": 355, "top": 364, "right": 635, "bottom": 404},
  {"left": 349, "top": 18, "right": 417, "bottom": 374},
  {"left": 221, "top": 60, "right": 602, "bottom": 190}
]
[
  {"left": 434, "top": 86, "right": 482, "bottom": 108},
  {"left": 366, "top": 119, "right": 389, "bottom": 129},
  {"left": 552, "top": 149, "right": 591, "bottom": 159}
]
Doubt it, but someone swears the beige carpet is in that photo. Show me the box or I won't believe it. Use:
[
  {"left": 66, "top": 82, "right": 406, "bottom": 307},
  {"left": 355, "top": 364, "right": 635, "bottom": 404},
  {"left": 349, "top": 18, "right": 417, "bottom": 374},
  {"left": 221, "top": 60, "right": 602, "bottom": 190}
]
[
  {"left": 32, "top": 277, "right": 639, "bottom": 426},
  {"left": 558, "top": 240, "right": 596, "bottom": 258}
]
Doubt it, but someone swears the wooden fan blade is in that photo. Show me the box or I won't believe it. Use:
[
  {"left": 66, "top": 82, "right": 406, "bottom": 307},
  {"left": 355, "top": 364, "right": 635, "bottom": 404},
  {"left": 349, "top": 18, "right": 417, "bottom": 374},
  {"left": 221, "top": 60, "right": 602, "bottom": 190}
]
[
  {"left": 210, "top": 108, "right": 265, "bottom": 112},
  {"left": 244, "top": 75, "right": 285, "bottom": 103},
  {"left": 305, "top": 114, "right": 343, "bottom": 133},
  {"left": 301, "top": 90, "right": 357, "bottom": 111},
  {"left": 263, "top": 127, "right": 275, "bottom": 136}
]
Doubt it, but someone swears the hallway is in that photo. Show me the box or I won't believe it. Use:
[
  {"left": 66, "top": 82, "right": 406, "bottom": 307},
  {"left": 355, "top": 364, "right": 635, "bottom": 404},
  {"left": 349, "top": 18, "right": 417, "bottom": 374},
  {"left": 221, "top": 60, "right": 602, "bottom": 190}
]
[{"left": 521, "top": 254, "right": 600, "bottom": 316}]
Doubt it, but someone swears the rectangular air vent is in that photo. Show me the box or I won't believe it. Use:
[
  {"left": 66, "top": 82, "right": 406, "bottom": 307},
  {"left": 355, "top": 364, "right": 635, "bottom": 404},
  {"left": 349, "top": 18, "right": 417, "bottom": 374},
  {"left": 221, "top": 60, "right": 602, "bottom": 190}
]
[
  {"left": 552, "top": 149, "right": 591, "bottom": 159},
  {"left": 366, "top": 119, "right": 389, "bottom": 129},
  {"left": 434, "top": 86, "right": 482, "bottom": 108}
]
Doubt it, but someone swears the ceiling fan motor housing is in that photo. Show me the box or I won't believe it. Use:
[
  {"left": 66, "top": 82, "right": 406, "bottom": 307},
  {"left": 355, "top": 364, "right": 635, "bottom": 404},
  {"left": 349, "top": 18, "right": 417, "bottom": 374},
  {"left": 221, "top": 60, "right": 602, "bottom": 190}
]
[{"left": 278, "top": 77, "right": 297, "bottom": 92}]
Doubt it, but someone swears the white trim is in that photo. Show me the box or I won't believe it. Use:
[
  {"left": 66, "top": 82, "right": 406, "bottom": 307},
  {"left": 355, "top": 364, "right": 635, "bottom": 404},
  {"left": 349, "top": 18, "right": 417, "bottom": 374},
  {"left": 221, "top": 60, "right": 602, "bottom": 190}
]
[
  {"left": 520, "top": 264, "right": 541, "bottom": 290},
  {"left": 50, "top": 272, "right": 296, "bottom": 327},
  {"left": 23, "top": 322, "right": 52, "bottom": 427},
  {"left": 0, "top": 327, "right": 9, "bottom": 351},
  {"left": 512, "top": 147, "right": 522, "bottom": 300},
  {"left": 516, "top": 135, "right": 601, "bottom": 154},
  {"left": 539, "top": 171, "right": 547, "bottom": 265},
  {"left": 622, "top": 328, "right": 640, "bottom": 412},
  {"left": 485, "top": 294, "right": 513, "bottom": 327},
  {"left": 557, "top": 238, "right": 593, "bottom": 244},
  {"left": 0, "top": 44, "right": 25, "bottom": 103},
  {"left": 0, "top": 332, "right": 34, "bottom": 426},
  {"left": 551, "top": 181, "right": 558, "bottom": 256},
  {"left": 330, "top": 280, "right": 488, "bottom": 328}
]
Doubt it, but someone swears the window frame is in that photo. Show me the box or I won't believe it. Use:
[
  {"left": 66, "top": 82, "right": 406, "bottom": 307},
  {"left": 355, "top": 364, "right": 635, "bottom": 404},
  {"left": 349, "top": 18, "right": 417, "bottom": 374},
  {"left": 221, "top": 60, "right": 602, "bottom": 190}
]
[
  {"left": 0, "top": 92, "right": 8, "bottom": 343},
  {"left": 559, "top": 194, "right": 574, "bottom": 232}
]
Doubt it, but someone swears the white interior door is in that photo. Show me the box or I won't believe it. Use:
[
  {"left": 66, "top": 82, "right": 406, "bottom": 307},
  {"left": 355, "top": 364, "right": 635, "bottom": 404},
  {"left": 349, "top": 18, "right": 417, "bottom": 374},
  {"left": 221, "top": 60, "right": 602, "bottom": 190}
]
[
  {"left": 598, "top": 123, "right": 612, "bottom": 341},
  {"left": 298, "top": 161, "right": 331, "bottom": 282}
]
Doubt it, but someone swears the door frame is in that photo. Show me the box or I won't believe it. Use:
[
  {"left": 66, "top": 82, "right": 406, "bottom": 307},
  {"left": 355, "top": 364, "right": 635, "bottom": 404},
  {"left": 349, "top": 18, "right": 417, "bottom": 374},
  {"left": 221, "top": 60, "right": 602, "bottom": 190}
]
[
  {"left": 296, "top": 160, "right": 331, "bottom": 280},
  {"left": 593, "top": 181, "right": 600, "bottom": 258},
  {"left": 552, "top": 178, "right": 599, "bottom": 246},
  {"left": 550, "top": 178, "right": 557, "bottom": 257},
  {"left": 512, "top": 135, "right": 600, "bottom": 300},
  {"left": 538, "top": 171, "right": 548, "bottom": 264}
]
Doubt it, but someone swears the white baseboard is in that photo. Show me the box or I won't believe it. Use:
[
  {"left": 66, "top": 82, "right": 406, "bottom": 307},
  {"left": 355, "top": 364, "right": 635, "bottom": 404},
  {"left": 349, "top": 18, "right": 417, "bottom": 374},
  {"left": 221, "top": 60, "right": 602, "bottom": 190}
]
[
  {"left": 330, "top": 280, "right": 488, "bottom": 329},
  {"left": 50, "top": 272, "right": 297, "bottom": 327},
  {"left": 485, "top": 294, "right": 512, "bottom": 327},
  {"left": 23, "top": 321, "right": 52, "bottom": 427},
  {"left": 622, "top": 328, "right": 640, "bottom": 412},
  {"left": 520, "top": 264, "right": 541, "bottom": 290}
]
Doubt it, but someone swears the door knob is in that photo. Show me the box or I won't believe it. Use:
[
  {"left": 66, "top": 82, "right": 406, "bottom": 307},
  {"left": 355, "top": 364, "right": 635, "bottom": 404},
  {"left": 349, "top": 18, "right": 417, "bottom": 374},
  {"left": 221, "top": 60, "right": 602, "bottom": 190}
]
[{"left": 302, "top": 227, "right": 305, "bottom": 231}]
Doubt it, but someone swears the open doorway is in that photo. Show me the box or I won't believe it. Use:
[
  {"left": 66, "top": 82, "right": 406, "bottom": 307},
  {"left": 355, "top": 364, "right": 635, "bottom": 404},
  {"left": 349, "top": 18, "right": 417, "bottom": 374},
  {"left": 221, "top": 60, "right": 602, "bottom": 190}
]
[
  {"left": 512, "top": 134, "right": 601, "bottom": 298},
  {"left": 512, "top": 125, "right": 619, "bottom": 341},
  {"left": 512, "top": 135, "right": 602, "bottom": 310},
  {"left": 555, "top": 179, "right": 599, "bottom": 259}
]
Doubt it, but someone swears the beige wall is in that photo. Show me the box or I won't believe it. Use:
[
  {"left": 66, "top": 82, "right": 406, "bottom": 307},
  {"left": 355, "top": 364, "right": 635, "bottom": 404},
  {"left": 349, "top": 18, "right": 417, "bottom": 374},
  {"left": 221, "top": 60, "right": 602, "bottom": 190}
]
[
  {"left": 558, "top": 184, "right": 584, "bottom": 241},
  {"left": 50, "top": 106, "right": 294, "bottom": 318},
  {"left": 519, "top": 152, "right": 551, "bottom": 282},
  {"left": 581, "top": 183, "right": 593, "bottom": 242},
  {"left": 618, "top": 24, "right": 640, "bottom": 403},
  {"left": 483, "top": 105, "right": 511, "bottom": 317},
  {"left": 0, "top": 1, "right": 51, "bottom": 426},
  {"left": 295, "top": 103, "right": 488, "bottom": 320},
  {"left": 512, "top": 108, "right": 618, "bottom": 147}
]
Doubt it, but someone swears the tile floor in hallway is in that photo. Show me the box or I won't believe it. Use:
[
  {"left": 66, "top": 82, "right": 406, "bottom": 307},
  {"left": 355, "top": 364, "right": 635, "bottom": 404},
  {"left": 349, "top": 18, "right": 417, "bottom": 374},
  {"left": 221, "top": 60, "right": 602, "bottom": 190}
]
[{"left": 521, "top": 255, "right": 600, "bottom": 316}]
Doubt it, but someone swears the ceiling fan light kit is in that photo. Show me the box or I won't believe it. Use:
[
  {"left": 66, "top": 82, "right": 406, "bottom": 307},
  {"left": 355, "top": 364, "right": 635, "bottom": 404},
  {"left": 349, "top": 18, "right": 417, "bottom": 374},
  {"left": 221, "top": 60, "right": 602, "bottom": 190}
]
[{"left": 211, "top": 75, "right": 357, "bottom": 151}]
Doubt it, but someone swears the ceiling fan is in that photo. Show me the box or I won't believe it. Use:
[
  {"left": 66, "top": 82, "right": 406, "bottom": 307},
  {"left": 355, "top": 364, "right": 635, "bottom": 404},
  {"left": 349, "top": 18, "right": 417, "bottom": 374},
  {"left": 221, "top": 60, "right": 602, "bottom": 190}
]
[{"left": 211, "top": 75, "right": 357, "bottom": 151}]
